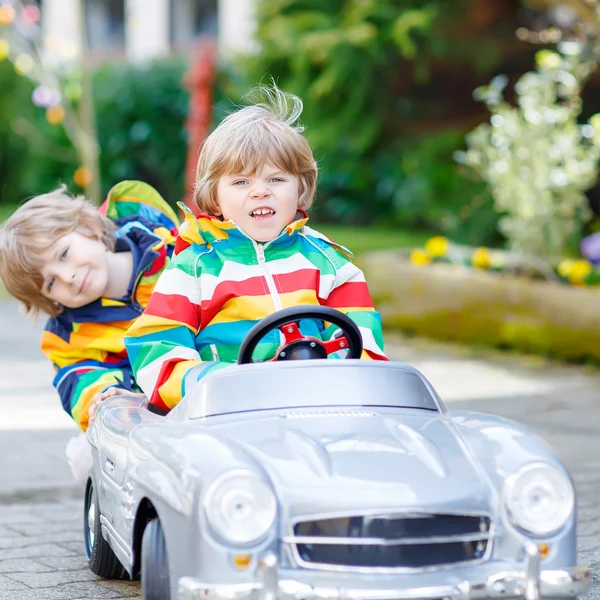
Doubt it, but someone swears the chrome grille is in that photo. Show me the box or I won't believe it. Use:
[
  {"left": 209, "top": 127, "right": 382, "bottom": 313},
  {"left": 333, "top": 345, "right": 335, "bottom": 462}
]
[{"left": 287, "top": 513, "right": 492, "bottom": 570}]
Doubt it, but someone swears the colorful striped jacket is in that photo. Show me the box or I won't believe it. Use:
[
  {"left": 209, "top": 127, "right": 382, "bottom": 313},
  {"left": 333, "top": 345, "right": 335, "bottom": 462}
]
[
  {"left": 124, "top": 206, "right": 387, "bottom": 412},
  {"left": 41, "top": 181, "right": 179, "bottom": 431}
]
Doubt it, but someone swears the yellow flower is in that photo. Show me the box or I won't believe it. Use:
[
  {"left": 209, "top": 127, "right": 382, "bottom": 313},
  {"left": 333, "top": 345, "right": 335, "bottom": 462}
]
[
  {"left": 472, "top": 247, "right": 491, "bottom": 269},
  {"left": 557, "top": 259, "right": 574, "bottom": 278},
  {"left": 425, "top": 236, "right": 449, "bottom": 258},
  {"left": 535, "top": 49, "right": 562, "bottom": 70},
  {"left": 0, "top": 40, "right": 9, "bottom": 61},
  {"left": 409, "top": 249, "right": 431, "bottom": 267},
  {"left": 568, "top": 259, "right": 592, "bottom": 285}
]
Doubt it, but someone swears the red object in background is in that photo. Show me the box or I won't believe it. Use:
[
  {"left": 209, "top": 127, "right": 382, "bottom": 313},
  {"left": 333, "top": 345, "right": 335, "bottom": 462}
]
[
  {"left": 183, "top": 39, "right": 217, "bottom": 213},
  {"left": 21, "top": 5, "right": 41, "bottom": 25}
]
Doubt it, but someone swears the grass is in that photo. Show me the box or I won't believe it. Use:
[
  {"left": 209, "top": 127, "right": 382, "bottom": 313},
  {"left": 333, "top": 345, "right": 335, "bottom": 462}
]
[{"left": 315, "top": 224, "right": 433, "bottom": 255}]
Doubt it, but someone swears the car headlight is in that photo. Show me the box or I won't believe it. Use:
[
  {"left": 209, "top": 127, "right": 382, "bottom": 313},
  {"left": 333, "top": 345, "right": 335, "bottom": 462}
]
[
  {"left": 504, "top": 463, "right": 574, "bottom": 536},
  {"left": 204, "top": 470, "right": 276, "bottom": 545}
]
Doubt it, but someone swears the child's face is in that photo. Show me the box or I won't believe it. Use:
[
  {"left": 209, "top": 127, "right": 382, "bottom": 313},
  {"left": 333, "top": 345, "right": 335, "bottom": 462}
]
[
  {"left": 39, "top": 231, "right": 110, "bottom": 308},
  {"left": 215, "top": 164, "right": 300, "bottom": 242}
]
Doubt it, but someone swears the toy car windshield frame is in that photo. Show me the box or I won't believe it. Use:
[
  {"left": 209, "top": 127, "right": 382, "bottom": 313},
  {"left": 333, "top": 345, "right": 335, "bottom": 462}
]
[{"left": 185, "top": 361, "right": 441, "bottom": 420}]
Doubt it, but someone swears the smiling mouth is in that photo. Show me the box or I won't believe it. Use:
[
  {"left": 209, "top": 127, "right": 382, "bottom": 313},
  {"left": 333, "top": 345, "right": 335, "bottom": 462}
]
[
  {"left": 79, "top": 270, "right": 89, "bottom": 294},
  {"left": 250, "top": 207, "right": 276, "bottom": 219}
]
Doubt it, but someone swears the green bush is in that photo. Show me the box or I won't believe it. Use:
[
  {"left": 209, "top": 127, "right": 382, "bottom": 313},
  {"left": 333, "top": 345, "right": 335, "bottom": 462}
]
[
  {"left": 0, "top": 62, "right": 25, "bottom": 205},
  {"left": 93, "top": 58, "right": 189, "bottom": 204},
  {"left": 384, "top": 132, "right": 500, "bottom": 246},
  {"left": 0, "top": 61, "right": 82, "bottom": 204},
  {"left": 1, "top": 27, "right": 502, "bottom": 248},
  {"left": 221, "top": 0, "right": 509, "bottom": 245},
  {"left": 0, "top": 57, "right": 189, "bottom": 208},
  {"left": 0, "top": 61, "right": 51, "bottom": 205}
]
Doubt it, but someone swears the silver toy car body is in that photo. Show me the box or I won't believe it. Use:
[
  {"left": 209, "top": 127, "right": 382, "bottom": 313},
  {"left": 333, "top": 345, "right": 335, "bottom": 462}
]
[{"left": 86, "top": 358, "right": 590, "bottom": 600}]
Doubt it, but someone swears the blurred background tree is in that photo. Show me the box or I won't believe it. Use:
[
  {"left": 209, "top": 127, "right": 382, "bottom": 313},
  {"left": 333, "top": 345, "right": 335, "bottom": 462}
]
[
  {"left": 457, "top": 0, "right": 600, "bottom": 261},
  {"left": 0, "top": 0, "right": 101, "bottom": 203},
  {"left": 218, "top": 0, "right": 541, "bottom": 245},
  {"left": 458, "top": 48, "right": 600, "bottom": 261},
  {"left": 4, "top": 0, "right": 600, "bottom": 255}
]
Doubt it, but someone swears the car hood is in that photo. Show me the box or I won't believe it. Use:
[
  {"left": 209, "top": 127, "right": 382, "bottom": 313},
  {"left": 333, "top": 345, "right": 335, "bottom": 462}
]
[{"left": 211, "top": 408, "right": 496, "bottom": 516}]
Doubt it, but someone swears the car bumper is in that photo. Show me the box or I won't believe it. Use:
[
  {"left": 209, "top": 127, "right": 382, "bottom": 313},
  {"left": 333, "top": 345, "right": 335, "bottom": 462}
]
[{"left": 178, "top": 543, "right": 590, "bottom": 600}]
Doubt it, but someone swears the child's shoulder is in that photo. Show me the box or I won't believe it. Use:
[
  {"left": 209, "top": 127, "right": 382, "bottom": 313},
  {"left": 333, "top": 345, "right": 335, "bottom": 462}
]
[
  {"left": 173, "top": 203, "right": 230, "bottom": 257},
  {"left": 101, "top": 180, "right": 180, "bottom": 231},
  {"left": 301, "top": 225, "right": 354, "bottom": 261},
  {"left": 166, "top": 235, "right": 214, "bottom": 281}
]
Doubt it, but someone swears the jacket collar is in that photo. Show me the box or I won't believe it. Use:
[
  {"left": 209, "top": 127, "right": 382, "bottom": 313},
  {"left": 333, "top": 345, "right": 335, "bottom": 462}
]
[{"left": 176, "top": 202, "right": 309, "bottom": 250}]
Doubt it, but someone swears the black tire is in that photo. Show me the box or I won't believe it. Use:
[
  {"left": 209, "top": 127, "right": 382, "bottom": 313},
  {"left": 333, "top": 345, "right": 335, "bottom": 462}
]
[
  {"left": 141, "top": 518, "right": 171, "bottom": 600},
  {"left": 84, "top": 477, "right": 127, "bottom": 579}
]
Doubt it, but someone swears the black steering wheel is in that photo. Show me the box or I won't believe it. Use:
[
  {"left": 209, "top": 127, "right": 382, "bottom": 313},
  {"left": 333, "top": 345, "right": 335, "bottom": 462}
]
[{"left": 237, "top": 305, "right": 364, "bottom": 364}]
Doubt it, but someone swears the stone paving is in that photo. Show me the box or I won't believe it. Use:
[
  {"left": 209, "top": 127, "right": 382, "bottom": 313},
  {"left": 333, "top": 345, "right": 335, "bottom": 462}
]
[
  {"left": 0, "top": 300, "right": 599, "bottom": 599},
  {"left": 0, "top": 499, "right": 140, "bottom": 599}
]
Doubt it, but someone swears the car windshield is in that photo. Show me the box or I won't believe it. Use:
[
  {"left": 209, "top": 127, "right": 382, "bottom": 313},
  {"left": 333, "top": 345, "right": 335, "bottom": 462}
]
[{"left": 187, "top": 362, "right": 439, "bottom": 420}]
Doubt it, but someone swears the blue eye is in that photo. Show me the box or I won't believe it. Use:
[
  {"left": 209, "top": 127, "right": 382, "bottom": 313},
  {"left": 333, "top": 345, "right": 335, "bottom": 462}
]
[
  {"left": 60, "top": 248, "right": 68, "bottom": 260},
  {"left": 46, "top": 278, "right": 55, "bottom": 293},
  {"left": 233, "top": 180, "right": 248, "bottom": 186},
  {"left": 271, "top": 177, "right": 284, "bottom": 183}
]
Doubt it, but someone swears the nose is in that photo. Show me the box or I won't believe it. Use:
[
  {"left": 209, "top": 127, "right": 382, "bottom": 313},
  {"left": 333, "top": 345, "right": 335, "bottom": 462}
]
[
  {"left": 249, "top": 181, "right": 270, "bottom": 199},
  {"left": 57, "top": 265, "right": 76, "bottom": 285}
]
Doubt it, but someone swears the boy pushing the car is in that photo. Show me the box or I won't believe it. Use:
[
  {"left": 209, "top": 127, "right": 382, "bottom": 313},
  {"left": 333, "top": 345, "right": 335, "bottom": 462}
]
[
  {"left": 0, "top": 181, "right": 179, "bottom": 480},
  {"left": 124, "top": 84, "right": 388, "bottom": 413}
]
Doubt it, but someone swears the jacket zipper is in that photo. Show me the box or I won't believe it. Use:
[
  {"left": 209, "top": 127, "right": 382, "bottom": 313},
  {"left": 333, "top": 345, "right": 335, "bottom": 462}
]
[{"left": 254, "top": 242, "right": 282, "bottom": 311}]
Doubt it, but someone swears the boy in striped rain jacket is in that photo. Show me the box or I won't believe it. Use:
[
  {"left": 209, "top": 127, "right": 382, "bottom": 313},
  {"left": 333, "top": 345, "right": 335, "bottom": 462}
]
[
  {"left": 124, "top": 85, "right": 388, "bottom": 413},
  {"left": 0, "top": 180, "right": 179, "bottom": 433}
]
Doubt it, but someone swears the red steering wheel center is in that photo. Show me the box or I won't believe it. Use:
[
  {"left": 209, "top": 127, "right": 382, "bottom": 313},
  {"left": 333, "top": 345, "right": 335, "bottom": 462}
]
[{"left": 237, "top": 305, "right": 364, "bottom": 364}]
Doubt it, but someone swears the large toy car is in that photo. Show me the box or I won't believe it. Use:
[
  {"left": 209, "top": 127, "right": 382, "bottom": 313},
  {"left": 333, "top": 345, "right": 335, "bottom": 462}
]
[{"left": 84, "top": 306, "right": 591, "bottom": 600}]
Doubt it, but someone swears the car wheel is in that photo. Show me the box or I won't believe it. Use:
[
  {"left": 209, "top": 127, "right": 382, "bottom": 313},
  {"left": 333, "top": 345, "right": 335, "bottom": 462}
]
[
  {"left": 141, "top": 518, "right": 171, "bottom": 600},
  {"left": 84, "top": 477, "right": 127, "bottom": 579}
]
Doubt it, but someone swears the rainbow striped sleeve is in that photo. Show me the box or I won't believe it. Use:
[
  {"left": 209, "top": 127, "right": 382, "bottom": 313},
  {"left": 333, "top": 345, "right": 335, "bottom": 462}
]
[
  {"left": 124, "top": 247, "right": 205, "bottom": 410},
  {"left": 319, "top": 247, "right": 387, "bottom": 361},
  {"left": 41, "top": 329, "right": 132, "bottom": 431}
]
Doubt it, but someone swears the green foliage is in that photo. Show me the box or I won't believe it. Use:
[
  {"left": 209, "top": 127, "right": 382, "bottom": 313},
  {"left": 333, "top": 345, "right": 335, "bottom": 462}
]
[
  {"left": 222, "top": 0, "right": 503, "bottom": 245},
  {"left": 0, "top": 57, "right": 189, "bottom": 208},
  {"left": 460, "top": 46, "right": 600, "bottom": 260},
  {"left": 0, "top": 61, "right": 77, "bottom": 204},
  {"left": 0, "top": 61, "right": 28, "bottom": 205},
  {"left": 1, "top": 10, "right": 505, "bottom": 250},
  {"left": 385, "top": 132, "right": 500, "bottom": 246},
  {"left": 93, "top": 58, "right": 189, "bottom": 203},
  {"left": 246, "top": 0, "right": 443, "bottom": 155}
]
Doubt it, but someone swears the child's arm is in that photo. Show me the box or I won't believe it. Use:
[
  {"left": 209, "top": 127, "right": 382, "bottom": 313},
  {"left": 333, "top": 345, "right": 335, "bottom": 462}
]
[
  {"left": 41, "top": 330, "right": 136, "bottom": 431},
  {"left": 124, "top": 249, "right": 227, "bottom": 411},
  {"left": 318, "top": 247, "right": 388, "bottom": 361}
]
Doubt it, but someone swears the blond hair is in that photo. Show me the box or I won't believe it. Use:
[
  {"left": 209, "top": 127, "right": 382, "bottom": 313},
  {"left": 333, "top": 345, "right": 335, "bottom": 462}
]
[
  {"left": 0, "top": 186, "right": 117, "bottom": 318},
  {"left": 193, "top": 84, "right": 318, "bottom": 214}
]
